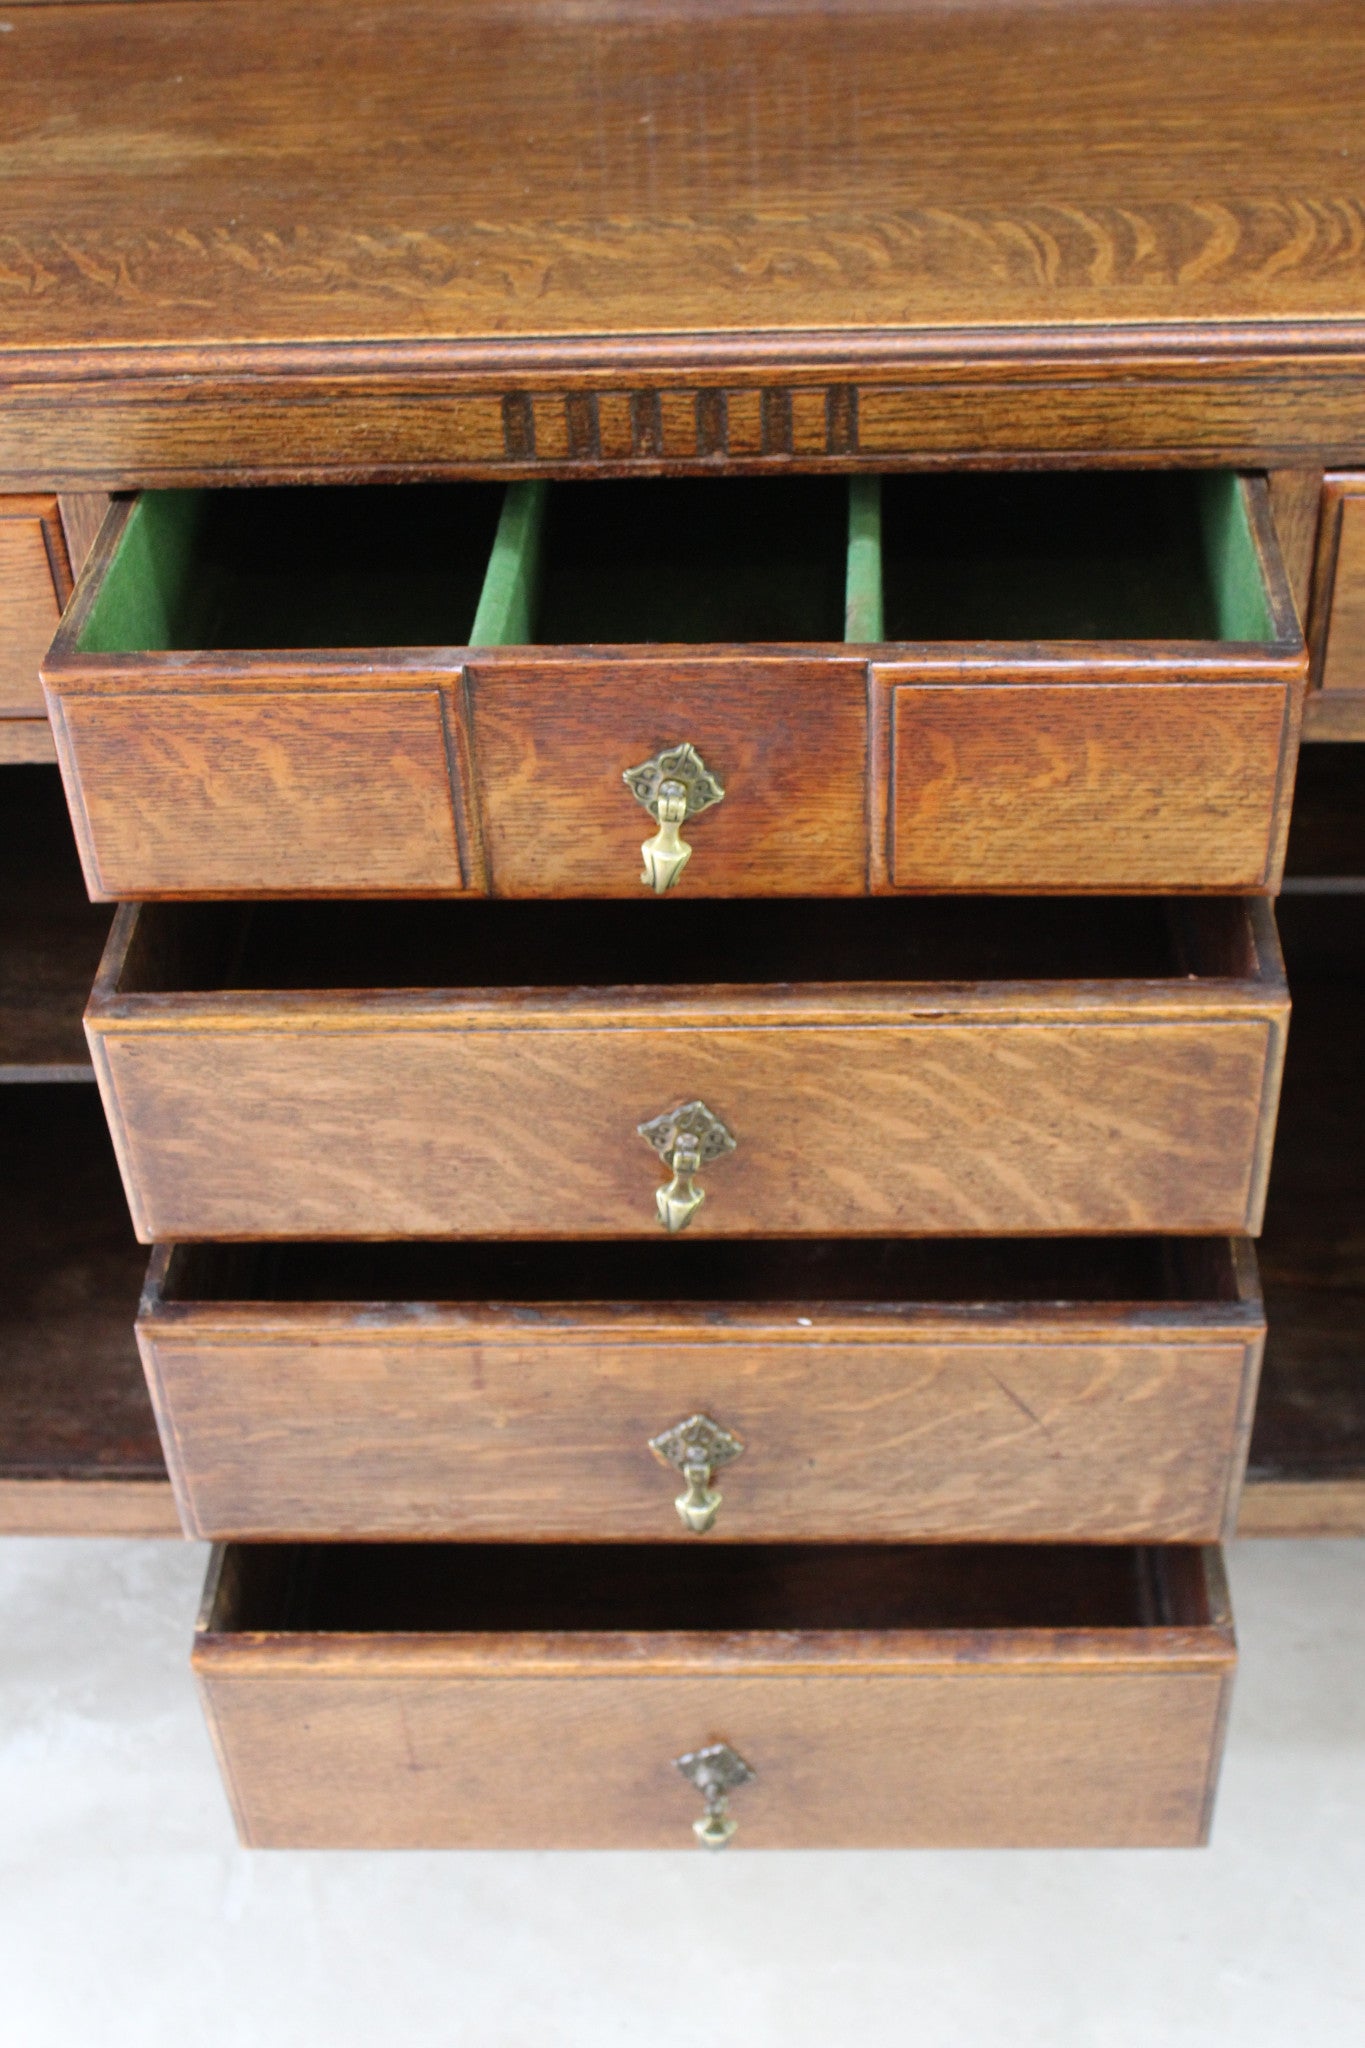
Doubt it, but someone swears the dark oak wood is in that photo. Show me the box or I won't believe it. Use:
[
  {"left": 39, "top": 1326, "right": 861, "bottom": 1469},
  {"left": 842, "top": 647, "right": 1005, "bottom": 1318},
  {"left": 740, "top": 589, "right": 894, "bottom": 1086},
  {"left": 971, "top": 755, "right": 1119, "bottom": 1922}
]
[
  {"left": 57, "top": 492, "right": 113, "bottom": 579},
  {"left": 86, "top": 896, "right": 1288, "bottom": 1243},
  {"left": 1302, "top": 474, "right": 1365, "bottom": 739},
  {"left": 1268, "top": 469, "right": 1324, "bottom": 624},
  {"left": 2, "top": 4, "right": 1365, "bottom": 483},
  {"left": 44, "top": 475, "right": 1304, "bottom": 900},
  {"left": 0, "top": 494, "right": 69, "bottom": 757},
  {"left": 1240, "top": 892, "right": 1365, "bottom": 1534},
  {"left": 0, "top": 1085, "right": 176, "bottom": 1535},
  {"left": 0, "top": 766, "right": 110, "bottom": 1080},
  {"left": 140, "top": 1235, "right": 1263, "bottom": 1545},
  {"left": 193, "top": 1541, "right": 1234, "bottom": 1849}
]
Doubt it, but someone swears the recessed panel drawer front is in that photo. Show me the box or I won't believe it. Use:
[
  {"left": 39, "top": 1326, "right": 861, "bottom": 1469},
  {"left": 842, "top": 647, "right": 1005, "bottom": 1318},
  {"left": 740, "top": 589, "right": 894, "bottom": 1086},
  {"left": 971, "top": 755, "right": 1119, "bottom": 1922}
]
[
  {"left": 193, "top": 1542, "right": 1235, "bottom": 1850},
  {"left": 44, "top": 472, "right": 1303, "bottom": 899},
  {"left": 56, "top": 685, "right": 468, "bottom": 896},
  {"left": 464, "top": 656, "right": 868, "bottom": 898},
  {"left": 86, "top": 899, "right": 1288, "bottom": 1243},
  {"left": 882, "top": 672, "right": 1298, "bottom": 892},
  {"left": 142, "top": 1238, "right": 1264, "bottom": 1543}
]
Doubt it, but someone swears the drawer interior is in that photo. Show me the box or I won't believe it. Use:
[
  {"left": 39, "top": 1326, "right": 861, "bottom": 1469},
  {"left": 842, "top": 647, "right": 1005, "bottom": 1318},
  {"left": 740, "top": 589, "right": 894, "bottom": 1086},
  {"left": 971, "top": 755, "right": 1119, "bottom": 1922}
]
[
  {"left": 161, "top": 1233, "right": 1245, "bottom": 1306},
  {"left": 208, "top": 1541, "right": 1216, "bottom": 1636},
  {"left": 1283, "top": 743, "right": 1365, "bottom": 886},
  {"left": 1248, "top": 892, "right": 1365, "bottom": 1510},
  {"left": 878, "top": 471, "right": 1274, "bottom": 642},
  {"left": 75, "top": 470, "right": 1280, "bottom": 655},
  {"left": 0, "top": 766, "right": 109, "bottom": 1078},
  {"left": 76, "top": 485, "right": 506, "bottom": 652},
  {"left": 510, "top": 476, "right": 852, "bottom": 644},
  {"left": 1, "top": 1086, "right": 164, "bottom": 1489},
  {"left": 112, "top": 894, "right": 1265, "bottom": 995}
]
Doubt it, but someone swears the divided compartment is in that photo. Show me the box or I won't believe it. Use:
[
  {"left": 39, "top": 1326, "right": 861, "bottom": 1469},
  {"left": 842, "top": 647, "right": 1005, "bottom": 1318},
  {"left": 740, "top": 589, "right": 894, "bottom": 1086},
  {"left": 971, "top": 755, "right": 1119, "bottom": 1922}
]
[
  {"left": 72, "top": 486, "right": 505, "bottom": 653},
  {"left": 142, "top": 1232, "right": 1264, "bottom": 1543},
  {"left": 193, "top": 1539, "right": 1235, "bottom": 1849},
  {"left": 45, "top": 472, "right": 1304, "bottom": 899},
  {"left": 87, "top": 892, "right": 1288, "bottom": 1242}
]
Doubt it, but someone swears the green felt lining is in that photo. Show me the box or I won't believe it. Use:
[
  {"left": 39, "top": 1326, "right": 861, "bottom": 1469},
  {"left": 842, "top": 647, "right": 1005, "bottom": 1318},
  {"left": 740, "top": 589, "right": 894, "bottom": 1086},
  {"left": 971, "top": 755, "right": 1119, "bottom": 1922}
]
[
  {"left": 844, "top": 475, "right": 884, "bottom": 642},
  {"left": 77, "top": 492, "right": 208, "bottom": 653},
  {"left": 1198, "top": 472, "right": 1275, "bottom": 642},
  {"left": 77, "top": 487, "right": 502, "bottom": 652},
  {"left": 76, "top": 472, "right": 1278, "bottom": 655},
  {"left": 518, "top": 477, "right": 850, "bottom": 643}
]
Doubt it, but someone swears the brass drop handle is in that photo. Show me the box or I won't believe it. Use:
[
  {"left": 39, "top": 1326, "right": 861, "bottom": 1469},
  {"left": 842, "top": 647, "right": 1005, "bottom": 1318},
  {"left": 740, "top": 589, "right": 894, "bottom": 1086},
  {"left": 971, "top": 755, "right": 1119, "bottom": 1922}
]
[
  {"left": 637, "top": 1099, "right": 737, "bottom": 1234},
  {"left": 649, "top": 1412, "right": 745, "bottom": 1533},
  {"left": 675, "top": 1743, "right": 755, "bottom": 1849},
  {"left": 623, "top": 742, "right": 725, "bottom": 894}
]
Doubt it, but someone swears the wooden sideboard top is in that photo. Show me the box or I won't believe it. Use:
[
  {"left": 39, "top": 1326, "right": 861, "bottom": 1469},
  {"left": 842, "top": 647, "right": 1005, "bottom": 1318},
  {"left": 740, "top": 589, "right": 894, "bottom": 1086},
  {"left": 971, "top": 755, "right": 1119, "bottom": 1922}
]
[{"left": 2, "top": 0, "right": 1365, "bottom": 479}]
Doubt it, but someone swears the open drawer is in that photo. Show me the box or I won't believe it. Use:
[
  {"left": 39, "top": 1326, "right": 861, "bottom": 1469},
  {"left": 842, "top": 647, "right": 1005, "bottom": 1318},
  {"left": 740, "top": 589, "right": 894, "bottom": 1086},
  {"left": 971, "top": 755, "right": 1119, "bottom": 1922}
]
[
  {"left": 45, "top": 472, "right": 1304, "bottom": 898},
  {"left": 142, "top": 1235, "right": 1264, "bottom": 1544},
  {"left": 87, "top": 895, "right": 1288, "bottom": 1242},
  {"left": 193, "top": 1540, "right": 1235, "bottom": 1849}
]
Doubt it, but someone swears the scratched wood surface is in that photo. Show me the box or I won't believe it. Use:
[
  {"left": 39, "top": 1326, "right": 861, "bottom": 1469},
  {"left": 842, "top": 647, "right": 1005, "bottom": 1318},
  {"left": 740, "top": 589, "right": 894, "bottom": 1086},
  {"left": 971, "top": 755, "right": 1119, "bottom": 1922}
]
[
  {"left": 86, "top": 896, "right": 1288, "bottom": 1242},
  {"left": 1, "top": 2, "right": 1365, "bottom": 481},
  {"left": 140, "top": 1237, "right": 1263, "bottom": 1544},
  {"left": 194, "top": 1542, "right": 1233, "bottom": 1848}
]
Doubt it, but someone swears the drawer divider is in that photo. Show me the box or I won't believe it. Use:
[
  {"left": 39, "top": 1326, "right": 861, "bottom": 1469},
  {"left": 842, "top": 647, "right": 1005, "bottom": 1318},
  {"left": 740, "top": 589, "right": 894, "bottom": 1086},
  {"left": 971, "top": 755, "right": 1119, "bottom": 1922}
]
[{"left": 471, "top": 481, "right": 547, "bottom": 646}]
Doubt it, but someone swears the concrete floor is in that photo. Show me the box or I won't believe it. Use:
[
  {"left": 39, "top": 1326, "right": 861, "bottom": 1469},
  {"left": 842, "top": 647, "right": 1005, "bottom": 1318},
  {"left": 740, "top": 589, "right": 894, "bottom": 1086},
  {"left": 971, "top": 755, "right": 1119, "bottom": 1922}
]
[{"left": 0, "top": 1537, "right": 1361, "bottom": 2047}]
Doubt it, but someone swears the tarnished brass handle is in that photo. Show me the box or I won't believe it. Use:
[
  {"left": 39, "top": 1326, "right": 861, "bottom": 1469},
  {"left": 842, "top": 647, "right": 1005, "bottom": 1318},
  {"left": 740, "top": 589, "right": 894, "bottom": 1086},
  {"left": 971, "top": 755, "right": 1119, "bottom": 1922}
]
[
  {"left": 675, "top": 1743, "right": 755, "bottom": 1849},
  {"left": 622, "top": 742, "right": 725, "bottom": 893},
  {"left": 637, "top": 1100, "right": 737, "bottom": 1234},
  {"left": 649, "top": 1413, "right": 745, "bottom": 1533}
]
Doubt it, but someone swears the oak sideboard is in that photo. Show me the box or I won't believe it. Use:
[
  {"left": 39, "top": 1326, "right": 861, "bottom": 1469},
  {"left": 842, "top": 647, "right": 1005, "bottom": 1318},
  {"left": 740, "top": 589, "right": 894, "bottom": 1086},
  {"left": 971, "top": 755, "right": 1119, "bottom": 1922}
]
[{"left": 2, "top": 0, "right": 1364, "bottom": 1848}]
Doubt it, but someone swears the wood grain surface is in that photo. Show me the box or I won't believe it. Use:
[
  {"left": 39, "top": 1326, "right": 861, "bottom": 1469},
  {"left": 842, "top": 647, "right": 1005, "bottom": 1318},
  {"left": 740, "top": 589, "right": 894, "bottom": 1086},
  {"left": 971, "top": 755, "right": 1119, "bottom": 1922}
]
[
  {"left": 0, "top": 497, "right": 68, "bottom": 717},
  {"left": 87, "top": 898, "right": 1288, "bottom": 1242},
  {"left": 56, "top": 687, "right": 468, "bottom": 897},
  {"left": 1303, "top": 475, "right": 1365, "bottom": 732},
  {"left": 140, "top": 1238, "right": 1263, "bottom": 1544},
  {"left": 467, "top": 655, "right": 869, "bottom": 898},
  {"left": 193, "top": 1543, "right": 1234, "bottom": 1849},
  {"left": 883, "top": 671, "right": 1298, "bottom": 892},
  {"left": 1268, "top": 469, "right": 1324, "bottom": 623},
  {"left": 1316, "top": 478, "right": 1365, "bottom": 693},
  {"left": 1, "top": 3, "right": 1365, "bottom": 480}
]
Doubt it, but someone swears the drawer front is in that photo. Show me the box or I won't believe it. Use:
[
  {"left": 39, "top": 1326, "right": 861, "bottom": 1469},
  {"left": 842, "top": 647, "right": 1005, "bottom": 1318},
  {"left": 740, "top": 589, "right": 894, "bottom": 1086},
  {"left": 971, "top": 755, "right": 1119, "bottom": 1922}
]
[
  {"left": 1, "top": 498, "right": 69, "bottom": 720},
  {"left": 45, "top": 474, "right": 1304, "bottom": 899},
  {"left": 141, "top": 1243, "right": 1264, "bottom": 1543},
  {"left": 881, "top": 673, "right": 1298, "bottom": 892},
  {"left": 95, "top": 1015, "right": 1280, "bottom": 1241},
  {"left": 1313, "top": 476, "right": 1365, "bottom": 695},
  {"left": 55, "top": 686, "right": 468, "bottom": 896},
  {"left": 202, "top": 1669, "right": 1227, "bottom": 1851},
  {"left": 465, "top": 656, "right": 868, "bottom": 897},
  {"left": 87, "top": 898, "right": 1288, "bottom": 1243},
  {"left": 194, "top": 1543, "right": 1234, "bottom": 1850}
]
